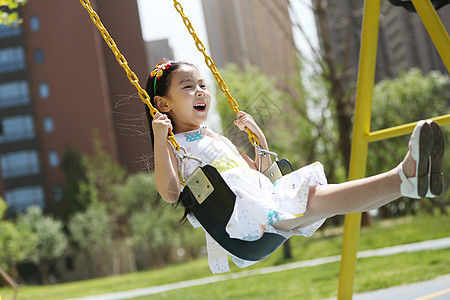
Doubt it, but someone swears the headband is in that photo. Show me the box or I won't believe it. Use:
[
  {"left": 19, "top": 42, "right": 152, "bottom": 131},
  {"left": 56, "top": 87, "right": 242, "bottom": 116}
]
[{"left": 150, "top": 59, "right": 172, "bottom": 95}]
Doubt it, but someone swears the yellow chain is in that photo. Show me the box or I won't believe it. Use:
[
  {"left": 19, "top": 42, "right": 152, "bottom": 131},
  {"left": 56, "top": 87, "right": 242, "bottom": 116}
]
[
  {"left": 79, "top": 0, "right": 180, "bottom": 151},
  {"left": 173, "top": 0, "right": 260, "bottom": 146}
]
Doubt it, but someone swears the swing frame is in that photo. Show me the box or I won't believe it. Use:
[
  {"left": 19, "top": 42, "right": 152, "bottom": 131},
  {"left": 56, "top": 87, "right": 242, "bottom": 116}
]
[{"left": 338, "top": 0, "right": 450, "bottom": 298}]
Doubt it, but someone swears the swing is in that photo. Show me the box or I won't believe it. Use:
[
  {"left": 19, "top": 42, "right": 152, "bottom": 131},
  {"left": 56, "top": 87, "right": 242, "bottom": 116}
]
[
  {"left": 80, "top": 0, "right": 294, "bottom": 261},
  {"left": 388, "top": 0, "right": 450, "bottom": 12}
]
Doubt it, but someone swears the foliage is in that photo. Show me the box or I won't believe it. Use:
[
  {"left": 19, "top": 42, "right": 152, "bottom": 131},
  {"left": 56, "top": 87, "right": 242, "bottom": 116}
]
[
  {"left": 215, "top": 63, "right": 323, "bottom": 171},
  {"left": 68, "top": 201, "right": 114, "bottom": 276},
  {"left": 59, "top": 146, "right": 88, "bottom": 220},
  {"left": 368, "top": 68, "right": 450, "bottom": 217},
  {"left": 68, "top": 202, "right": 112, "bottom": 253},
  {"left": 66, "top": 136, "right": 126, "bottom": 274},
  {"left": 79, "top": 137, "right": 127, "bottom": 232},
  {"left": 68, "top": 137, "right": 131, "bottom": 275},
  {"left": 0, "top": 198, "right": 6, "bottom": 219},
  {"left": 371, "top": 69, "right": 449, "bottom": 129},
  {"left": 118, "top": 172, "right": 205, "bottom": 267},
  {"left": 0, "top": 199, "right": 36, "bottom": 279},
  {"left": 0, "top": 217, "right": 36, "bottom": 272},
  {"left": 18, "top": 206, "right": 68, "bottom": 284},
  {"left": 0, "top": 0, "right": 27, "bottom": 25}
]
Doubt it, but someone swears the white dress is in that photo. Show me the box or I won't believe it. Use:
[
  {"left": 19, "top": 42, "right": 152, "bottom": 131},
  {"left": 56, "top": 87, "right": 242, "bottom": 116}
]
[{"left": 175, "top": 127, "right": 327, "bottom": 273}]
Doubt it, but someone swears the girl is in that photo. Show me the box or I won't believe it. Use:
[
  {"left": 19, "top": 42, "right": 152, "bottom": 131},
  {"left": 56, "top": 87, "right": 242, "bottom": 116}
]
[{"left": 147, "top": 60, "right": 445, "bottom": 273}]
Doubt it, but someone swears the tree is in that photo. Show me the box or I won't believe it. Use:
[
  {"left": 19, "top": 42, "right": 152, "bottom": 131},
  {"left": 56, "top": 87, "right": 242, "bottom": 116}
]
[
  {"left": 58, "top": 146, "right": 88, "bottom": 221},
  {"left": 79, "top": 137, "right": 127, "bottom": 227},
  {"left": 0, "top": 201, "right": 36, "bottom": 284},
  {"left": 17, "top": 207, "right": 68, "bottom": 284},
  {"left": 68, "top": 202, "right": 113, "bottom": 277},
  {"left": 0, "top": 0, "right": 27, "bottom": 25},
  {"left": 74, "top": 137, "right": 128, "bottom": 274},
  {"left": 119, "top": 172, "right": 204, "bottom": 268}
]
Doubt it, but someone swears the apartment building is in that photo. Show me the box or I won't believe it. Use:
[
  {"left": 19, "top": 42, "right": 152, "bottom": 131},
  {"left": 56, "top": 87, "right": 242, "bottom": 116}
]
[{"left": 0, "top": 0, "right": 149, "bottom": 216}]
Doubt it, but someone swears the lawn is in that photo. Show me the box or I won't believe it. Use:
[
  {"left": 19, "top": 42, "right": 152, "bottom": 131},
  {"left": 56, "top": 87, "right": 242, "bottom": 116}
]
[{"left": 1, "top": 213, "right": 450, "bottom": 300}]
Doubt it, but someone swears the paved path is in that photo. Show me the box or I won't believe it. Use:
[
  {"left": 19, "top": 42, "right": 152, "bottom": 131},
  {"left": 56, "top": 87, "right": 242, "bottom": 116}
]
[
  {"left": 351, "top": 275, "right": 450, "bottom": 300},
  {"left": 67, "top": 237, "right": 450, "bottom": 300}
]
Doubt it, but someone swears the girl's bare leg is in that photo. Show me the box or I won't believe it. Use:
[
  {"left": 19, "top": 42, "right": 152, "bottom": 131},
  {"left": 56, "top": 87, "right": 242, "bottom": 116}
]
[{"left": 273, "top": 151, "right": 416, "bottom": 231}]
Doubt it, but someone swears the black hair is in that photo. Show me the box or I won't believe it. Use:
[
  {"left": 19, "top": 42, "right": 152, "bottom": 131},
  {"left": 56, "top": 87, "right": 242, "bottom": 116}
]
[
  {"left": 145, "top": 61, "right": 196, "bottom": 222},
  {"left": 145, "top": 61, "right": 196, "bottom": 148}
]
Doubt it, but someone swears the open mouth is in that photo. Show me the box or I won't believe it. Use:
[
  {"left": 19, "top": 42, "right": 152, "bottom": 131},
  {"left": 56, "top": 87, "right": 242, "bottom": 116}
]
[{"left": 193, "top": 103, "right": 206, "bottom": 111}]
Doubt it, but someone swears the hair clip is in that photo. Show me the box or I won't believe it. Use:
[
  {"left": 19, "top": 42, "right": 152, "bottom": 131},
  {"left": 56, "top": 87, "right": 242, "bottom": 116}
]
[
  {"left": 151, "top": 59, "right": 172, "bottom": 79},
  {"left": 151, "top": 59, "right": 172, "bottom": 95}
]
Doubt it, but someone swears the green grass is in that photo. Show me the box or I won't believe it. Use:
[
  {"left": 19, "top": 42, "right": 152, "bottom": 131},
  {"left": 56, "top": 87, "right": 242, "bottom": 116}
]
[
  {"left": 138, "top": 249, "right": 450, "bottom": 300},
  {"left": 1, "top": 213, "right": 450, "bottom": 300}
]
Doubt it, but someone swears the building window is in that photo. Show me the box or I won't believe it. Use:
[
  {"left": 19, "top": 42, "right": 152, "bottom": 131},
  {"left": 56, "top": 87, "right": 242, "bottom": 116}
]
[
  {"left": 0, "top": 23, "right": 21, "bottom": 38},
  {"left": 30, "top": 16, "right": 40, "bottom": 31},
  {"left": 38, "top": 82, "right": 50, "bottom": 99},
  {"left": 34, "top": 49, "right": 44, "bottom": 64},
  {"left": 0, "top": 47, "right": 25, "bottom": 73},
  {"left": 54, "top": 185, "right": 63, "bottom": 202},
  {"left": 43, "top": 116, "right": 54, "bottom": 133},
  {"left": 48, "top": 150, "right": 59, "bottom": 167},
  {"left": 5, "top": 185, "right": 45, "bottom": 212},
  {"left": 0, "top": 115, "right": 35, "bottom": 143},
  {"left": 0, "top": 80, "right": 30, "bottom": 108},
  {"left": 1, "top": 150, "right": 40, "bottom": 179}
]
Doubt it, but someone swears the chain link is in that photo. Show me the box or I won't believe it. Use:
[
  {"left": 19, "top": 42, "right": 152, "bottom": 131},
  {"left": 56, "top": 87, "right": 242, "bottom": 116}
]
[
  {"left": 173, "top": 0, "right": 260, "bottom": 146},
  {"left": 79, "top": 0, "right": 181, "bottom": 150}
]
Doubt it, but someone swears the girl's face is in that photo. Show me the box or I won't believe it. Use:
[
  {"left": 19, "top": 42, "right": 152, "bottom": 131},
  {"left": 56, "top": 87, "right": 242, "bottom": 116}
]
[{"left": 161, "top": 65, "right": 211, "bottom": 133}]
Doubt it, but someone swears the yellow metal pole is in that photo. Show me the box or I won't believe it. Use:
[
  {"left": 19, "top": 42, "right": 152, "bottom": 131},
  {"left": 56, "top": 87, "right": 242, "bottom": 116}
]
[
  {"left": 411, "top": 0, "right": 450, "bottom": 73},
  {"left": 337, "top": 0, "right": 381, "bottom": 299},
  {"left": 367, "top": 114, "right": 450, "bottom": 143}
]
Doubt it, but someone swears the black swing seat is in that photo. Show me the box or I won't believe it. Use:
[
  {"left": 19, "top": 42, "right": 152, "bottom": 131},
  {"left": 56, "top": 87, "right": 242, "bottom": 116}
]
[
  {"left": 388, "top": 0, "right": 449, "bottom": 12},
  {"left": 180, "top": 160, "right": 293, "bottom": 262}
]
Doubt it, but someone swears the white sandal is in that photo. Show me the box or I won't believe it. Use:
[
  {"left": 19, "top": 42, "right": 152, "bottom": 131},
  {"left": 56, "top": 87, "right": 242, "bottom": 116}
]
[{"left": 398, "top": 120, "right": 433, "bottom": 199}]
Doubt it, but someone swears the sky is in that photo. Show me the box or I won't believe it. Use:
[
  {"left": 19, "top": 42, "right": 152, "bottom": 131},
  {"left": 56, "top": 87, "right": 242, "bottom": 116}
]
[{"left": 137, "top": 0, "right": 210, "bottom": 73}]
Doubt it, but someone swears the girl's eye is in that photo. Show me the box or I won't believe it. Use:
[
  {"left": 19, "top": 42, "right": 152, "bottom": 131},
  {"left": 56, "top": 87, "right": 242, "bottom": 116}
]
[{"left": 184, "top": 85, "right": 192, "bottom": 89}]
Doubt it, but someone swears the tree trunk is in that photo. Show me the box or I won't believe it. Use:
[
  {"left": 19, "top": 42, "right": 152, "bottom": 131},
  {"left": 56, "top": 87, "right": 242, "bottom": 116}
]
[
  {"left": 37, "top": 263, "right": 49, "bottom": 285},
  {"left": 283, "top": 240, "right": 292, "bottom": 260}
]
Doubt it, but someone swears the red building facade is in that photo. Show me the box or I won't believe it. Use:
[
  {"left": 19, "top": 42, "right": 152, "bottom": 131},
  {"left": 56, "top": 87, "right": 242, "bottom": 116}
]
[{"left": 0, "top": 0, "right": 149, "bottom": 215}]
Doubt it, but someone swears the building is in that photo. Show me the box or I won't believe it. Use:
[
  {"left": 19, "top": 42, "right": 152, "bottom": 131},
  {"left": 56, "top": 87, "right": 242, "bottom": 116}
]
[
  {"left": 145, "top": 39, "right": 174, "bottom": 69},
  {"left": 201, "top": 0, "right": 298, "bottom": 79},
  {"left": 315, "top": 0, "right": 450, "bottom": 87},
  {"left": 0, "top": 0, "right": 149, "bottom": 215},
  {"left": 378, "top": 2, "right": 450, "bottom": 78}
]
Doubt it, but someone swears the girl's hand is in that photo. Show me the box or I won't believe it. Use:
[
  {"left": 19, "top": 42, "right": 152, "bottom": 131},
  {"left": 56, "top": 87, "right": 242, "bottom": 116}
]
[
  {"left": 234, "top": 111, "right": 271, "bottom": 171},
  {"left": 152, "top": 112, "right": 173, "bottom": 139},
  {"left": 234, "top": 111, "right": 261, "bottom": 135}
]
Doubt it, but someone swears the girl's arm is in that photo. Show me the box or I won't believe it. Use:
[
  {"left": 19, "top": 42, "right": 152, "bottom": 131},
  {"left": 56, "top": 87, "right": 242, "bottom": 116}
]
[
  {"left": 153, "top": 112, "right": 181, "bottom": 203},
  {"left": 234, "top": 111, "right": 271, "bottom": 172}
]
